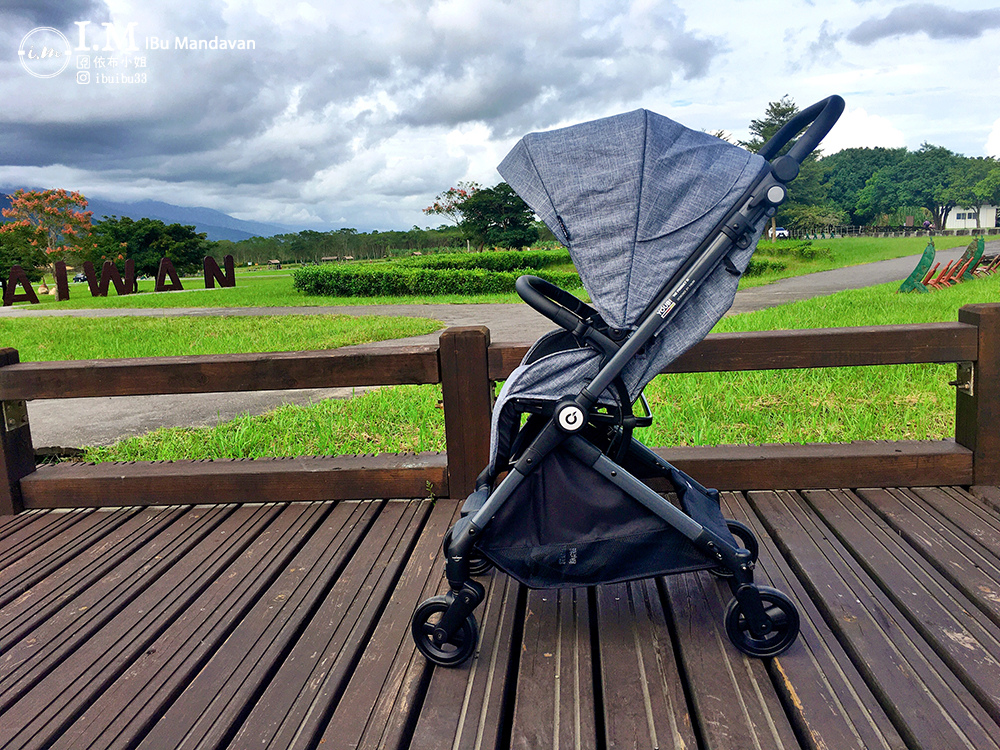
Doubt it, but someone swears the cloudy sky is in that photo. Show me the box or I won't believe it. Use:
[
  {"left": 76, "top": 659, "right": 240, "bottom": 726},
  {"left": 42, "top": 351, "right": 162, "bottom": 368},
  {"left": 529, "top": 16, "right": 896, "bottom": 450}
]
[{"left": 2, "top": 0, "right": 999, "bottom": 231}]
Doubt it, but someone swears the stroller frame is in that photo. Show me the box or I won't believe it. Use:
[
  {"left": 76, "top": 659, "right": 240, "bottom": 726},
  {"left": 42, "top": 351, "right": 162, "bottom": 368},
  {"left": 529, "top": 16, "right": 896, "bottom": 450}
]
[{"left": 412, "top": 96, "right": 845, "bottom": 666}]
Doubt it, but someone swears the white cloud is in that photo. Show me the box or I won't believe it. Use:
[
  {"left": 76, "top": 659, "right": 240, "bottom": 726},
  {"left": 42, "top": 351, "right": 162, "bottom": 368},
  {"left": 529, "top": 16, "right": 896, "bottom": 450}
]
[
  {"left": 818, "top": 106, "right": 907, "bottom": 154},
  {"left": 987, "top": 117, "right": 1000, "bottom": 158}
]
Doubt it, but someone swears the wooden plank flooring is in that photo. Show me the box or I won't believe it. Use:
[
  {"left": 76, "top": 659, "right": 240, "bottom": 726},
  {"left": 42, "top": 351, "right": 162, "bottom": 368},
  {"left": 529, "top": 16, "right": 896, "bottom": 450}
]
[{"left": 1, "top": 487, "right": 999, "bottom": 749}]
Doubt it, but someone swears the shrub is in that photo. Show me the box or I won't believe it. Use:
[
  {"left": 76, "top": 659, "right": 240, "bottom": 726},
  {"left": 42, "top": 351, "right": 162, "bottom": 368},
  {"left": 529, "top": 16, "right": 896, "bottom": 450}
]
[
  {"left": 743, "top": 258, "right": 787, "bottom": 277},
  {"left": 292, "top": 264, "right": 581, "bottom": 297},
  {"left": 293, "top": 247, "right": 580, "bottom": 297},
  {"left": 758, "top": 240, "right": 832, "bottom": 260},
  {"left": 394, "top": 248, "right": 572, "bottom": 272}
]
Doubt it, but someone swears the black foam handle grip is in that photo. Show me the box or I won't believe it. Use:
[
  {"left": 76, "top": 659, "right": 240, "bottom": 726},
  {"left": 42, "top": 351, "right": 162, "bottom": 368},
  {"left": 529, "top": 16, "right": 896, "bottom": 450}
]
[{"left": 757, "top": 95, "right": 845, "bottom": 164}]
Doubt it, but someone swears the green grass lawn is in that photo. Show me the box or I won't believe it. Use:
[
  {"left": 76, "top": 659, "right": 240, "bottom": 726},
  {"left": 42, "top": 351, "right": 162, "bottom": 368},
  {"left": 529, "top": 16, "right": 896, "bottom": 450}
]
[
  {"left": 79, "top": 272, "right": 999, "bottom": 462},
  {"left": 3, "top": 314, "right": 442, "bottom": 361},
  {"left": 638, "top": 274, "right": 997, "bottom": 446},
  {"left": 83, "top": 385, "right": 444, "bottom": 460}
]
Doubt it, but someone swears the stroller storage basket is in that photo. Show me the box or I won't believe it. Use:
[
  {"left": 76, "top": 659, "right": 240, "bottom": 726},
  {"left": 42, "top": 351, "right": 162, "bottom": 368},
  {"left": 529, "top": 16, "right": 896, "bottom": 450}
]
[
  {"left": 480, "top": 445, "right": 730, "bottom": 589},
  {"left": 411, "top": 95, "right": 844, "bottom": 667}
]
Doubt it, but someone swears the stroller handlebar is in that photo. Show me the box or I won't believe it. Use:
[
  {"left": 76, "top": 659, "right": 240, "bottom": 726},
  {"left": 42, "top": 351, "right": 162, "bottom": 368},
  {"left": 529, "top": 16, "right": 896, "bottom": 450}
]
[{"left": 757, "top": 95, "right": 845, "bottom": 181}]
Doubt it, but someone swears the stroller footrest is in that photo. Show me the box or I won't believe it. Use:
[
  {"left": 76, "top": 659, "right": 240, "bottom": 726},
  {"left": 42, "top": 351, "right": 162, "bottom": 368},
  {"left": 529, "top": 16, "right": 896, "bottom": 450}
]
[{"left": 461, "top": 487, "right": 490, "bottom": 517}]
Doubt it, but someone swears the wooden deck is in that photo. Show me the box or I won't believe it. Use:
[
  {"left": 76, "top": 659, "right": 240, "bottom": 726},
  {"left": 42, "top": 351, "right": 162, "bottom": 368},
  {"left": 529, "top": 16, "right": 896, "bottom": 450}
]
[{"left": 2, "top": 485, "right": 1000, "bottom": 749}]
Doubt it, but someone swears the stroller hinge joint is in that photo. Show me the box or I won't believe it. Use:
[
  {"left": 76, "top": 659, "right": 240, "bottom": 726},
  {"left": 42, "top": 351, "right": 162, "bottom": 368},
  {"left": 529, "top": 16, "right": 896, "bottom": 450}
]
[{"left": 555, "top": 401, "right": 586, "bottom": 433}]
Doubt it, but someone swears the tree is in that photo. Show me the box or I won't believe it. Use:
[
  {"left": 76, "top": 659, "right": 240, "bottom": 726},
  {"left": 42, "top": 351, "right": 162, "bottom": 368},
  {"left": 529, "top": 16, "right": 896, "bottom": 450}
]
[
  {"left": 0, "top": 223, "right": 46, "bottom": 297},
  {"left": 422, "top": 181, "right": 537, "bottom": 250},
  {"left": 457, "top": 183, "right": 538, "bottom": 250},
  {"left": 739, "top": 95, "right": 800, "bottom": 155},
  {"left": 423, "top": 181, "right": 482, "bottom": 226},
  {"left": 819, "top": 147, "right": 908, "bottom": 224},
  {"left": 91, "top": 216, "right": 214, "bottom": 276},
  {"left": 780, "top": 203, "right": 849, "bottom": 230},
  {"left": 974, "top": 166, "right": 1000, "bottom": 213},
  {"left": 946, "top": 156, "right": 997, "bottom": 228},
  {"left": 855, "top": 144, "right": 964, "bottom": 229},
  {"left": 740, "top": 96, "right": 837, "bottom": 231},
  {"left": 1, "top": 189, "right": 95, "bottom": 296}
]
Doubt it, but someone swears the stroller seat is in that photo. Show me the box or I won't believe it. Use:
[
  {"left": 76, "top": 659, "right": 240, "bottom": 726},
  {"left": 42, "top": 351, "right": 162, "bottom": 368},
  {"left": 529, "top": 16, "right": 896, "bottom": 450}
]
[{"left": 412, "top": 96, "right": 845, "bottom": 667}]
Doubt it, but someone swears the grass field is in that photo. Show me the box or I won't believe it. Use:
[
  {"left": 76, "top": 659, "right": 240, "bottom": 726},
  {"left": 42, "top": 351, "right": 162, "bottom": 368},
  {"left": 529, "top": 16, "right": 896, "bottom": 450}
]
[
  {"left": 79, "top": 271, "right": 999, "bottom": 462},
  {"left": 1, "top": 314, "right": 442, "bottom": 361}
]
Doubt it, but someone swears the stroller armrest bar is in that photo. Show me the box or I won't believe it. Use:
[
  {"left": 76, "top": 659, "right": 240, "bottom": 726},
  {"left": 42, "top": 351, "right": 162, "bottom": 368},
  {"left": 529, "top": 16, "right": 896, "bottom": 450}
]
[
  {"left": 517, "top": 275, "right": 621, "bottom": 358},
  {"left": 517, "top": 275, "right": 599, "bottom": 325}
]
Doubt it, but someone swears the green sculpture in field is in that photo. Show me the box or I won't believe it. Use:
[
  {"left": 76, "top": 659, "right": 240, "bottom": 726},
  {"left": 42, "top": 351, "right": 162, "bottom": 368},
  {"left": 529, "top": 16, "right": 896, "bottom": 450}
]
[
  {"left": 898, "top": 240, "right": 935, "bottom": 293},
  {"left": 961, "top": 237, "right": 985, "bottom": 281}
]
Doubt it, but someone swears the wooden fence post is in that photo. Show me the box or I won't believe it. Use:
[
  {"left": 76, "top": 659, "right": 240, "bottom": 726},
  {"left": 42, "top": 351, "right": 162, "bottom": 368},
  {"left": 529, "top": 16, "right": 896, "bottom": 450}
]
[
  {"left": 0, "top": 349, "right": 35, "bottom": 514},
  {"left": 955, "top": 304, "right": 1000, "bottom": 486},
  {"left": 439, "top": 327, "right": 493, "bottom": 499}
]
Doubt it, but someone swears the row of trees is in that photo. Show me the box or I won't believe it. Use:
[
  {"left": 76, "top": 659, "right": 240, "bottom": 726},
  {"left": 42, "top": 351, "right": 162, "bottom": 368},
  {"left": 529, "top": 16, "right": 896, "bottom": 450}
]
[
  {"left": 218, "top": 189, "right": 547, "bottom": 263},
  {"left": 0, "top": 189, "right": 214, "bottom": 295},
  {"left": 739, "top": 96, "right": 1000, "bottom": 231},
  {"left": 217, "top": 225, "right": 469, "bottom": 265}
]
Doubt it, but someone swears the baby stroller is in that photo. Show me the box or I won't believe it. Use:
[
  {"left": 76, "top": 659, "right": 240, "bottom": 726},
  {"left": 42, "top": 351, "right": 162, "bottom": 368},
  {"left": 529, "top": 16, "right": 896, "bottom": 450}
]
[{"left": 412, "top": 96, "right": 845, "bottom": 666}]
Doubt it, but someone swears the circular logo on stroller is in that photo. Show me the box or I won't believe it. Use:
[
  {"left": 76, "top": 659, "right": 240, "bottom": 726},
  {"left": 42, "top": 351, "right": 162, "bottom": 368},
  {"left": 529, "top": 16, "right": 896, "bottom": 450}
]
[{"left": 557, "top": 404, "right": 585, "bottom": 432}]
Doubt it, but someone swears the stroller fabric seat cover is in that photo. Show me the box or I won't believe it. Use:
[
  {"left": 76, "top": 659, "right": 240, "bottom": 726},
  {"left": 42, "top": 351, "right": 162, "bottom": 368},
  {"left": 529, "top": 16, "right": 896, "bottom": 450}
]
[{"left": 491, "top": 109, "right": 771, "bottom": 470}]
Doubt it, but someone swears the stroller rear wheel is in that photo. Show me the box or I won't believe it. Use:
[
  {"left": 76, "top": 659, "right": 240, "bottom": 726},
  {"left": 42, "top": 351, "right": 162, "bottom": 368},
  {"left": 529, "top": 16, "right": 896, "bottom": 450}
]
[
  {"left": 710, "top": 519, "right": 759, "bottom": 578},
  {"left": 411, "top": 596, "right": 480, "bottom": 667},
  {"left": 725, "top": 586, "right": 799, "bottom": 658}
]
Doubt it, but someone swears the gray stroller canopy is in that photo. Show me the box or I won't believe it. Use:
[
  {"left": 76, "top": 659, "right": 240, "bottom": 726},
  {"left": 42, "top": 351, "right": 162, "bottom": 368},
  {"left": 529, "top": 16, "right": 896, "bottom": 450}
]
[{"left": 499, "top": 108, "right": 768, "bottom": 332}]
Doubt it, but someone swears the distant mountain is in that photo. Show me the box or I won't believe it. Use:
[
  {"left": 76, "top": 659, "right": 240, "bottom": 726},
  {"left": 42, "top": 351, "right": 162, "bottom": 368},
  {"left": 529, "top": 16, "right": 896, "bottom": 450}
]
[{"left": 0, "top": 191, "right": 290, "bottom": 242}]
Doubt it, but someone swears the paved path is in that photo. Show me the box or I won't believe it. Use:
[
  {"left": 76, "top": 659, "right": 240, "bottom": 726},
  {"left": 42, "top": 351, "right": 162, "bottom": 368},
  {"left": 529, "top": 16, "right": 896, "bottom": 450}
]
[{"left": 11, "top": 242, "right": 990, "bottom": 450}]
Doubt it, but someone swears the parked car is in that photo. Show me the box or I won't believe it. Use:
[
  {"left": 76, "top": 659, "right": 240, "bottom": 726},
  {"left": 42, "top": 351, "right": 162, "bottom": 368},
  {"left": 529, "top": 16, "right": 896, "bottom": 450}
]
[
  {"left": 72, "top": 272, "right": 87, "bottom": 282},
  {"left": 774, "top": 226, "right": 789, "bottom": 238}
]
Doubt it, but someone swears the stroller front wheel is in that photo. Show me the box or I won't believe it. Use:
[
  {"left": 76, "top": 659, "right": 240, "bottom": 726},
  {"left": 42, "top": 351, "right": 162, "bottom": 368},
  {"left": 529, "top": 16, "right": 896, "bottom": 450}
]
[
  {"left": 725, "top": 586, "right": 799, "bottom": 658},
  {"left": 411, "top": 596, "right": 480, "bottom": 667}
]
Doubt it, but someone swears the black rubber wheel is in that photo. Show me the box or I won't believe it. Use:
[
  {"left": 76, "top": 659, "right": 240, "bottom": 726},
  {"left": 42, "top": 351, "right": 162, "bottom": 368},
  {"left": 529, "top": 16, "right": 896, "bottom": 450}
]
[
  {"left": 725, "top": 586, "right": 799, "bottom": 658},
  {"left": 411, "top": 596, "right": 479, "bottom": 667},
  {"left": 709, "top": 519, "right": 760, "bottom": 578}
]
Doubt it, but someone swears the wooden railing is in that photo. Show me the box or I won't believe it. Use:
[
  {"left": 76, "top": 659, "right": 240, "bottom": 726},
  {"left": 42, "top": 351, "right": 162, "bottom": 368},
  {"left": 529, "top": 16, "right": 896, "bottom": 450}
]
[{"left": 1, "top": 304, "right": 997, "bottom": 514}]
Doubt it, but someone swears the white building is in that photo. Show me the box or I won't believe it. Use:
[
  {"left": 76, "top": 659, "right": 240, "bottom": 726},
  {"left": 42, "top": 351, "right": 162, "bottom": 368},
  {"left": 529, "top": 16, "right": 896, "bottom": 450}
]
[{"left": 945, "top": 205, "right": 999, "bottom": 230}]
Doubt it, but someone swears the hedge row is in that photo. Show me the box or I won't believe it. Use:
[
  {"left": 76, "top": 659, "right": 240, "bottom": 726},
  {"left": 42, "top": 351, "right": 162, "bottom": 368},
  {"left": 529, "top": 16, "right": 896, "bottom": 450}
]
[
  {"left": 742, "top": 258, "right": 788, "bottom": 277},
  {"left": 292, "top": 264, "right": 582, "bottom": 297},
  {"left": 394, "top": 248, "right": 572, "bottom": 272},
  {"left": 758, "top": 240, "right": 832, "bottom": 260}
]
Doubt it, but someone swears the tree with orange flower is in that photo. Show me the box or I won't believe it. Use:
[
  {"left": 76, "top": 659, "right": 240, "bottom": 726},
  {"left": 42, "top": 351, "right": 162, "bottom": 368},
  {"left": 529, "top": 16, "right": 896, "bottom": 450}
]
[
  {"left": 423, "top": 181, "right": 482, "bottom": 226},
  {"left": 1, "top": 189, "right": 95, "bottom": 298}
]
